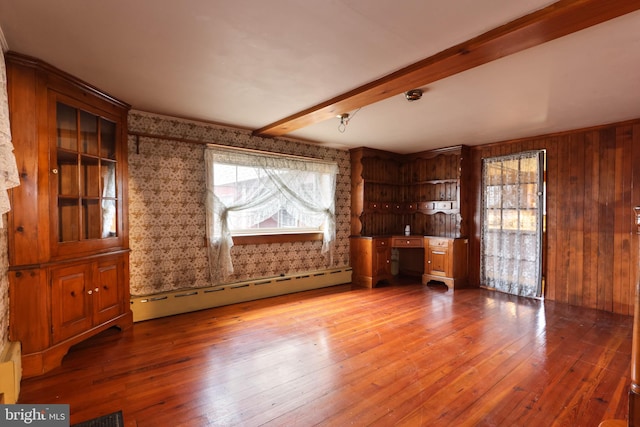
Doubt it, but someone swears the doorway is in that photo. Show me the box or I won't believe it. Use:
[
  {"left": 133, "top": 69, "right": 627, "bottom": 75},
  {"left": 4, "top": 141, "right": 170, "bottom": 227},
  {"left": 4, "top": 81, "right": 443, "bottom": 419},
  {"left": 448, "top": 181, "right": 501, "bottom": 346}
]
[{"left": 480, "top": 151, "right": 545, "bottom": 298}]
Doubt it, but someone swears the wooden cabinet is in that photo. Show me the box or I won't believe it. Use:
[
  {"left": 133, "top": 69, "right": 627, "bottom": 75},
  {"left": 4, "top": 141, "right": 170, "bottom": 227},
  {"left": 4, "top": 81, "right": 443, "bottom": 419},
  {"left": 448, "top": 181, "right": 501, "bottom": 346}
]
[
  {"left": 350, "top": 145, "right": 469, "bottom": 238},
  {"left": 350, "top": 146, "right": 470, "bottom": 289},
  {"left": 423, "top": 237, "right": 468, "bottom": 289},
  {"left": 6, "top": 53, "right": 132, "bottom": 377},
  {"left": 50, "top": 256, "right": 126, "bottom": 344},
  {"left": 350, "top": 237, "right": 392, "bottom": 288},
  {"left": 406, "top": 146, "right": 470, "bottom": 238},
  {"left": 350, "top": 148, "right": 405, "bottom": 237}
]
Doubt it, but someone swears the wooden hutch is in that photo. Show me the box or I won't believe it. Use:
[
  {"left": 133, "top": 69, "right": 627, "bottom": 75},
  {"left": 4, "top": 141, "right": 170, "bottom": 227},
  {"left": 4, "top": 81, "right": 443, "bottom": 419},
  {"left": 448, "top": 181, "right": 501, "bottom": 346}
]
[
  {"left": 350, "top": 145, "right": 470, "bottom": 289},
  {"left": 6, "top": 53, "right": 132, "bottom": 377}
]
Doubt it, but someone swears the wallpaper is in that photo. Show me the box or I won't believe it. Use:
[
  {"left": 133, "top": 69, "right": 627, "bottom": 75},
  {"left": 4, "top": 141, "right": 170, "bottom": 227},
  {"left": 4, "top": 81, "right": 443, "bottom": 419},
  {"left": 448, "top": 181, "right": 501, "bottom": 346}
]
[{"left": 127, "top": 111, "right": 351, "bottom": 296}]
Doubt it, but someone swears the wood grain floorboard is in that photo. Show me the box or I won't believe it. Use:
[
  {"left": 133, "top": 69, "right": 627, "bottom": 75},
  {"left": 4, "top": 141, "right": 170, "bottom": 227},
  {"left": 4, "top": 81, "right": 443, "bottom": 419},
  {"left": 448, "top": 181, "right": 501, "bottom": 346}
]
[{"left": 18, "top": 282, "right": 632, "bottom": 426}]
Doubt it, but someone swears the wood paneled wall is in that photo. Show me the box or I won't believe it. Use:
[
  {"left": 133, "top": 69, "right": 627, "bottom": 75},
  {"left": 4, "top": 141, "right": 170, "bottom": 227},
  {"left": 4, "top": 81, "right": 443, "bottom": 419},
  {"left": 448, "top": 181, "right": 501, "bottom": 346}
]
[{"left": 469, "top": 119, "right": 640, "bottom": 315}]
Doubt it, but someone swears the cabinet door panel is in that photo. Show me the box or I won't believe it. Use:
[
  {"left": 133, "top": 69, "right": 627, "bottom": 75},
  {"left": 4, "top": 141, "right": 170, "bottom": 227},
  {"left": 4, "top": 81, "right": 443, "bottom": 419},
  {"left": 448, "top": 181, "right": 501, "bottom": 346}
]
[
  {"left": 49, "top": 92, "right": 127, "bottom": 258},
  {"left": 9, "top": 269, "right": 50, "bottom": 353},
  {"left": 374, "top": 245, "right": 391, "bottom": 276},
  {"left": 51, "top": 264, "right": 92, "bottom": 343},
  {"left": 94, "top": 258, "right": 124, "bottom": 324},
  {"left": 427, "top": 247, "right": 449, "bottom": 277}
]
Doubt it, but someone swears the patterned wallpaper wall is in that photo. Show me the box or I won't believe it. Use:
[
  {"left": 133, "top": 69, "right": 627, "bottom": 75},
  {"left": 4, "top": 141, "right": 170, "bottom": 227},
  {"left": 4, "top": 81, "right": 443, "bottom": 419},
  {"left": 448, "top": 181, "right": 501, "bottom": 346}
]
[{"left": 128, "top": 111, "right": 351, "bottom": 296}]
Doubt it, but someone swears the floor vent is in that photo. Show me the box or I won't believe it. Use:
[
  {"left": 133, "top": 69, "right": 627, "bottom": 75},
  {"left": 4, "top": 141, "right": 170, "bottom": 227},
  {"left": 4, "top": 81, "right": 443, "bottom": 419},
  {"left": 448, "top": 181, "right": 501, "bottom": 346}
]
[{"left": 130, "top": 267, "right": 352, "bottom": 322}]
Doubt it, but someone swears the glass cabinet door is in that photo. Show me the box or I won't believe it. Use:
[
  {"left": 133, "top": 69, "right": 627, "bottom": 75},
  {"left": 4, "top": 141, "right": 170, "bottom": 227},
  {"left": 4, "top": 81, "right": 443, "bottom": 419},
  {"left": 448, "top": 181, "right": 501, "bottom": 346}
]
[{"left": 56, "top": 102, "right": 119, "bottom": 243}]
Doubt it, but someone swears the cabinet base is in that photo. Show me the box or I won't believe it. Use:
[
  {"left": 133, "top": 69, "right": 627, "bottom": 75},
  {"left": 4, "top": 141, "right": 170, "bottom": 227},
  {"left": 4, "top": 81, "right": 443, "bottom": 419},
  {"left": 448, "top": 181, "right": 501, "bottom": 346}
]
[
  {"left": 21, "top": 311, "right": 133, "bottom": 378},
  {"left": 422, "top": 274, "right": 467, "bottom": 290},
  {"left": 351, "top": 273, "right": 393, "bottom": 289}
]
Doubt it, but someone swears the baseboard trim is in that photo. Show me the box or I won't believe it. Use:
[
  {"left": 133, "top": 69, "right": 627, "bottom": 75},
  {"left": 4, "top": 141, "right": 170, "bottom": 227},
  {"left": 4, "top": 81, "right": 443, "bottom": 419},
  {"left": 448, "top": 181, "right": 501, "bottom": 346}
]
[
  {"left": 0, "top": 341, "right": 21, "bottom": 403},
  {"left": 130, "top": 267, "right": 352, "bottom": 322}
]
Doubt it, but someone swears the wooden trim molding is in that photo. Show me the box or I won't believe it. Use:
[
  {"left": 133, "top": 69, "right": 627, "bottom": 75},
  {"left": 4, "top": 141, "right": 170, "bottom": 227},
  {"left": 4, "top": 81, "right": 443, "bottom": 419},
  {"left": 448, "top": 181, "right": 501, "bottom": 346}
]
[
  {"left": 253, "top": 0, "right": 640, "bottom": 137},
  {"left": 232, "top": 232, "right": 323, "bottom": 245},
  {"left": 630, "top": 206, "right": 640, "bottom": 425},
  {"left": 5, "top": 52, "right": 130, "bottom": 110}
]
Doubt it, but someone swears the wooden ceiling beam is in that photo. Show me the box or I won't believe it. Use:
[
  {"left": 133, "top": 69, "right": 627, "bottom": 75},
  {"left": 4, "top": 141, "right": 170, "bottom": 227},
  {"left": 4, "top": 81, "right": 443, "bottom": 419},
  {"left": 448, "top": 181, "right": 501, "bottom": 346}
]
[{"left": 253, "top": 0, "right": 640, "bottom": 137}]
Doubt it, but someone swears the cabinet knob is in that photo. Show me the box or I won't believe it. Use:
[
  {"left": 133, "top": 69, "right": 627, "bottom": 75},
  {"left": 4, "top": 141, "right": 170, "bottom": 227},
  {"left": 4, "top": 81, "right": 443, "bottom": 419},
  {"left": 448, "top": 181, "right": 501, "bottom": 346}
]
[
  {"left": 52, "top": 168, "right": 58, "bottom": 174},
  {"left": 87, "top": 290, "right": 93, "bottom": 295},
  {"left": 94, "top": 287, "right": 99, "bottom": 293}
]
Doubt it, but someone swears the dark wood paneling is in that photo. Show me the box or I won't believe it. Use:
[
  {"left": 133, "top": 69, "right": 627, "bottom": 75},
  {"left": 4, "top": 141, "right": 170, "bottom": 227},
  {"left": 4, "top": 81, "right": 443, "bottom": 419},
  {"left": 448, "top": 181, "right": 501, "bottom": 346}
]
[
  {"left": 469, "top": 119, "right": 640, "bottom": 315},
  {"left": 351, "top": 146, "right": 467, "bottom": 238},
  {"left": 544, "top": 136, "right": 559, "bottom": 302}
]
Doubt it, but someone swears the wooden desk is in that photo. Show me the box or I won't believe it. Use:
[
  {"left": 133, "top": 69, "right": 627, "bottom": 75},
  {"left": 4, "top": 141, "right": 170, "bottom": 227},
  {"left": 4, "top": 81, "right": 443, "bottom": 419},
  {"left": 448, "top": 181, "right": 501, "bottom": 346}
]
[{"left": 350, "top": 235, "right": 468, "bottom": 289}]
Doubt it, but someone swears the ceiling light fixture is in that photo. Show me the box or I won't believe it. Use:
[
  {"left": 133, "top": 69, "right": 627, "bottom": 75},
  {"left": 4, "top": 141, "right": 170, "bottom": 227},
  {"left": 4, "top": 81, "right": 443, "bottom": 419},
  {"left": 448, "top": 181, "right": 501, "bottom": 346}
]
[
  {"left": 337, "top": 113, "right": 350, "bottom": 133},
  {"left": 336, "top": 108, "right": 361, "bottom": 133},
  {"left": 405, "top": 89, "right": 423, "bottom": 101}
]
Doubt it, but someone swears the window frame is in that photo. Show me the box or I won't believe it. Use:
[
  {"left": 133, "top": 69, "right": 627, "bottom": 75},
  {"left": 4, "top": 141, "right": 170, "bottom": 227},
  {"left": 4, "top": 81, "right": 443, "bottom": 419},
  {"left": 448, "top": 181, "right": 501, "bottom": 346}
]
[
  {"left": 232, "top": 232, "right": 323, "bottom": 245},
  {"left": 206, "top": 145, "right": 338, "bottom": 246}
]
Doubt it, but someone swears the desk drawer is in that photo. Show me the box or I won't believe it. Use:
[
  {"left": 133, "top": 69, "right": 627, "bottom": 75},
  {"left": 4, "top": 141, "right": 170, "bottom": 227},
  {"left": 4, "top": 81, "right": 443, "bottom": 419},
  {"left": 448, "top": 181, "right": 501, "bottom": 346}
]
[
  {"left": 392, "top": 236, "right": 424, "bottom": 248},
  {"left": 428, "top": 238, "right": 450, "bottom": 248},
  {"left": 375, "top": 238, "right": 390, "bottom": 248}
]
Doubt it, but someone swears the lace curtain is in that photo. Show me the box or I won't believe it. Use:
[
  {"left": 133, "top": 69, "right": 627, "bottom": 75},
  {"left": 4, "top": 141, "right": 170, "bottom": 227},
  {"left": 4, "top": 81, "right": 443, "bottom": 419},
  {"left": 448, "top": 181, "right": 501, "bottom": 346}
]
[
  {"left": 480, "top": 151, "right": 544, "bottom": 298},
  {"left": 204, "top": 146, "right": 338, "bottom": 285},
  {"left": 0, "top": 52, "right": 20, "bottom": 226},
  {"left": 101, "top": 162, "right": 116, "bottom": 237}
]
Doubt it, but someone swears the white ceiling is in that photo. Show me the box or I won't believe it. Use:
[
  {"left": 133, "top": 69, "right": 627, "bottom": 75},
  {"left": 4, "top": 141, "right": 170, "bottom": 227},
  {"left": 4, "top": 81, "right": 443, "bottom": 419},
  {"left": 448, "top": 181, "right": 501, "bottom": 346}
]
[{"left": 0, "top": 1, "right": 639, "bottom": 154}]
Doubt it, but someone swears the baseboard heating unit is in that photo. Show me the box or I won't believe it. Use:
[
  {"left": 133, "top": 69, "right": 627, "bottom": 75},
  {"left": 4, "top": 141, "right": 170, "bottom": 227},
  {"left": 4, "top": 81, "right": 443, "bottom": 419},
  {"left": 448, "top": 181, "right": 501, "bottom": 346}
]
[
  {"left": 0, "top": 341, "right": 21, "bottom": 403},
  {"left": 130, "top": 267, "right": 352, "bottom": 322}
]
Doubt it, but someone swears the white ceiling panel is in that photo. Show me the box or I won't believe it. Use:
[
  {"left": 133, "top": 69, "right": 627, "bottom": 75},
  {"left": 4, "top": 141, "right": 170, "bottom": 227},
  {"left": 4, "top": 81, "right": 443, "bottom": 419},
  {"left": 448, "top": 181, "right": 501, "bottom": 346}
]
[{"left": 0, "top": 1, "right": 637, "bottom": 153}]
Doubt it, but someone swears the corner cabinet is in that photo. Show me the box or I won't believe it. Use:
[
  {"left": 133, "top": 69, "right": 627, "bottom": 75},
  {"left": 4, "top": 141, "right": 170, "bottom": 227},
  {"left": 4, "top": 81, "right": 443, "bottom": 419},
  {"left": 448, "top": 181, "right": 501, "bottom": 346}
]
[
  {"left": 407, "top": 147, "right": 470, "bottom": 238},
  {"left": 6, "top": 53, "right": 132, "bottom": 377},
  {"left": 350, "top": 147, "right": 405, "bottom": 237},
  {"left": 350, "top": 146, "right": 469, "bottom": 238},
  {"left": 350, "top": 146, "right": 470, "bottom": 289}
]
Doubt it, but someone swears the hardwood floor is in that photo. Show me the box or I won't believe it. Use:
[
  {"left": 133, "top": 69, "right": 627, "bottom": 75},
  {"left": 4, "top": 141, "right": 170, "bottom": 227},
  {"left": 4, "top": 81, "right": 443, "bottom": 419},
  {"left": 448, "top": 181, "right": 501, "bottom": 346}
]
[{"left": 18, "top": 282, "right": 632, "bottom": 426}]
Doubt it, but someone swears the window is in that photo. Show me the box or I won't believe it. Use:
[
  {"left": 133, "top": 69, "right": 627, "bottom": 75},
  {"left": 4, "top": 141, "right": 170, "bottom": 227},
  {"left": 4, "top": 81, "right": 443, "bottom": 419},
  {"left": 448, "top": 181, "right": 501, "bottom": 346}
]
[
  {"left": 204, "top": 146, "right": 338, "bottom": 284},
  {"left": 213, "top": 162, "right": 326, "bottom": 235}
]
